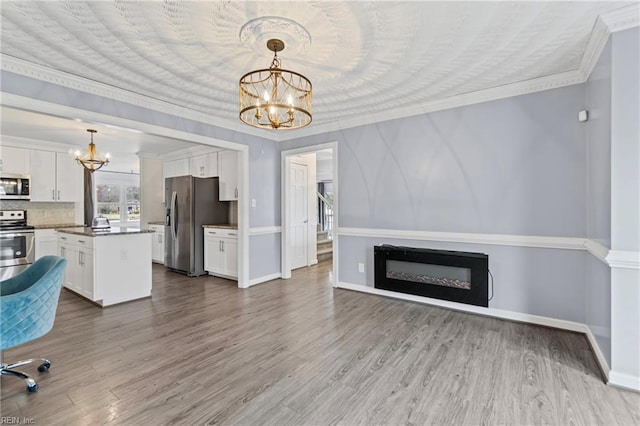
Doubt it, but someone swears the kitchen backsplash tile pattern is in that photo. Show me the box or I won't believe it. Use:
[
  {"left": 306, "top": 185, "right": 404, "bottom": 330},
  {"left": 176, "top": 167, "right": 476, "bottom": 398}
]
[{"left": 0, "top": 200, "right": 77, "bottom": 225}]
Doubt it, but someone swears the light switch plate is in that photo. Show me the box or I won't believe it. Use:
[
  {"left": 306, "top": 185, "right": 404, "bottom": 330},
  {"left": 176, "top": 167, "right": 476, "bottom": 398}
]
[
  {"left": 358, "top": 263, "right": 364, "bottom": 273},
  {"left": 251, "top": 198, "right": 257, "bottom": 208}
]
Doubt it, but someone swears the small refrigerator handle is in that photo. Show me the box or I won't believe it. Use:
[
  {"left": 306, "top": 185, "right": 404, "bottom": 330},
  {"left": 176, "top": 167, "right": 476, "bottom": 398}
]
[{"left": 170, "top": 191, "right": 178, "bottom": 240}]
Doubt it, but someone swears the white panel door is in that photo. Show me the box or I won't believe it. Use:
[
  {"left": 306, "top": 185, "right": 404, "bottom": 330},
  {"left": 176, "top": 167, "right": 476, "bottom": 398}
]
[{"left": 289, "top": 162, "right": 308, "bottom": 270}]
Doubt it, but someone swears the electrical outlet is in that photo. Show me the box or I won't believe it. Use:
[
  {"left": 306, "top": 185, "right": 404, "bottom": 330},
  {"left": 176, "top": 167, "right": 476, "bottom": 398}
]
[
  {"left": 251, "top": 198, "right": 257, "bottom": 208},
  {"left": 358, "top": 263, "right": 364, "bottom": 273}
]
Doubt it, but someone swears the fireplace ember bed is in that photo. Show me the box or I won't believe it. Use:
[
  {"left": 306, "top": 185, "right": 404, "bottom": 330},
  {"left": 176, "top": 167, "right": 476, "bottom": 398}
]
[{"left": 374, "top": 245, "right": 489, "bottom": 307}]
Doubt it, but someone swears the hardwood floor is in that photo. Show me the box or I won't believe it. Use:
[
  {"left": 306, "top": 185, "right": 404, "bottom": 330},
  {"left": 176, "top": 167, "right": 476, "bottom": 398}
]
[{"left": 1, "top": 261, "right": 638, "bottom": 425}]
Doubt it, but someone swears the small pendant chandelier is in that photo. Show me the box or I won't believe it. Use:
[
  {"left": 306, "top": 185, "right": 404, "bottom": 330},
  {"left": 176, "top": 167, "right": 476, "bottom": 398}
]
[
  {"left": 239, "top": 39, "right": 312, "bottom": 130},
  {"left": 75, "top": 129, "right": 110, "bottom": 172}
]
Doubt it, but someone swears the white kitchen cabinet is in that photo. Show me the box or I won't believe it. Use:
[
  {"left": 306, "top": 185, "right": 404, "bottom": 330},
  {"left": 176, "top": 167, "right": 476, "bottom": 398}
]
[
  {"left": 218, "top": 150, "right": 238, "bottom": 201},
  {"left": 58, "top": 233, "right": 95, "bottom": 299},
  {"left": 190, "top": 152, "right": 218, "bottom": 178},
  {"left": 0, "top": 146, "right": 30, "bottom": 175},
  {"left": 149, "top": 224, "right": 165, "bottom": 264},
  {"left": 163, "top": 158, "right": 190, "bottom": 178},
  {"left": 56, "top": 153, "right": 83, "bottom": 202},
  {"left": 35, "top": 229, "right": 58, "bottom": 260},
  {"left": 30, "top": 150, "right": 82, "bottom": 202},
  {"left": 79, "top": 249, "right": 94, "bottom": 299},
  {"left": 204, "top": 228, "right": 238, "bottom": 279},
  {"left": 163, "top": 158, "right": 190, "bottom": 204}
]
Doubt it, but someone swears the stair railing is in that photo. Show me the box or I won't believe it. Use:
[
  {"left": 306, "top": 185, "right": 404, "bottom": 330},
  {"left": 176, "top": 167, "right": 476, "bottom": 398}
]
[{"left": 317, "top": 191, "right": 334, "bottom": 240}]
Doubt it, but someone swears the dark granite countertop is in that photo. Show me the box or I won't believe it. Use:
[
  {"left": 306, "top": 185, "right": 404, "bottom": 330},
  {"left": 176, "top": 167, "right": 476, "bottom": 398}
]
[
  {"left": 33, "top": 223, "right": 85, "bottom": 230},
  {"left": 56, "top": 227, "right": 155, "bottom": 237},
  {"left": 202, "top": 224, "right": 238, "bottom": 229}
]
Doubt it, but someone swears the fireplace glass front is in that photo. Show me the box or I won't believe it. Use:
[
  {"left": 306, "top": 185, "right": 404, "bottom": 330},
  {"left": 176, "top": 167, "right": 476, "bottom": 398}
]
[{"left": 374, "top": 245, "right": 488, "bottom": 307}]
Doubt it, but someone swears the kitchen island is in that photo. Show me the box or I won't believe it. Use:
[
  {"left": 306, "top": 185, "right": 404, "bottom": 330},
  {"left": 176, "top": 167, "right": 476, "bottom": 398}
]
[{"left": 57, "top": 227, "right": 154, "bottom": 307}]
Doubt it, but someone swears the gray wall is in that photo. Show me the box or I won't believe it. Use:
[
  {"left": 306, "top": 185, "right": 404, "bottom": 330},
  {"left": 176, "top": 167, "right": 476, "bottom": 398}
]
[
  {"left": 284, "top": 85, "right": 587, "bottom": 237},
  {"left": 249, "top": 233, "right": 281, "bottom": 281},
  {"left": 585, "top": 38, "right": 612, "bottom": 366},
  {"left": 611, "top": 27, "right": 640, "bottom": 252},
  {"left": 283, "top": 85, "right": 589, "bottom": 322},
  {"left": 609, "top": 27, "right": 640, "bottom": 386}
]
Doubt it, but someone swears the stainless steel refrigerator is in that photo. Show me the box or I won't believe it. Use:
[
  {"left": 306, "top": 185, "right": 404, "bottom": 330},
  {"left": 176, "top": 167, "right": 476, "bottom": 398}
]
[{"left": 165, "top": 176, "right": 228, "bottom": 276}]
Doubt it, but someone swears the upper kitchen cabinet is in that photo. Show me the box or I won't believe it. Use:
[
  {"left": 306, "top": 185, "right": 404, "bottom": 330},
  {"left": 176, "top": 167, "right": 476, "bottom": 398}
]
[
  {"left": 0, "top": 146, "right": 30, "bottom": 175},
  {"left": 190, "top": 152, "right": 218, "bottom": 178},
  {"left": 218, "top": 150, "right": 239, "bottom": 201},
  {"left": 163, "top": 158, "right": 190, "bottom": 178},
  {"left": 30, "top": 150, "right": 82, "bottom": 202}
]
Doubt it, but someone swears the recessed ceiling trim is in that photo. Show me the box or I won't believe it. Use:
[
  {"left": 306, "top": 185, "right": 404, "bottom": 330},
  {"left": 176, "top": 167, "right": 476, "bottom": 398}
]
[{"left": 1, "top": 5, "right": 637, "bottom": 143}]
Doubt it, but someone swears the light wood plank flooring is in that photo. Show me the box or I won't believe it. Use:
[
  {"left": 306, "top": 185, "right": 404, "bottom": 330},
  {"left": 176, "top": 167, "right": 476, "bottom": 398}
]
[{"left": 1, "top": 262, "right": 638, "bottom": 425}]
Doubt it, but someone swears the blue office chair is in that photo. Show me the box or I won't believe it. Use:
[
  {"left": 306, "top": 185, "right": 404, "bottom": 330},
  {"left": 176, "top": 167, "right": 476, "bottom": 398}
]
[{"left": 1, "top": 256, "right": 67, "bottom": 392}]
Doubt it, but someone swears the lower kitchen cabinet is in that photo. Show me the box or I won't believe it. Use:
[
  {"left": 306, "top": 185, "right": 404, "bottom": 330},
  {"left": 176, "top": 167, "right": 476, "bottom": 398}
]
[
  {"left": 34, "top": 229, "right": 58, "bottom": 260},
  {"left": 58, "top": 233, "right": 95, "bottom": 300},
  {"left": 204, "top": 227, "right": 238, "bottom": 279},
  {"left": 149, "top": 224, "right": 165, "bottom": 264}
]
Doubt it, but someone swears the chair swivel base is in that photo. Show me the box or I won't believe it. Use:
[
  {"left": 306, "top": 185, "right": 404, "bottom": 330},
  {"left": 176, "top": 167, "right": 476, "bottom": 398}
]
[{"left": 1, "top": 358, "right": 51, "bottom": 392}]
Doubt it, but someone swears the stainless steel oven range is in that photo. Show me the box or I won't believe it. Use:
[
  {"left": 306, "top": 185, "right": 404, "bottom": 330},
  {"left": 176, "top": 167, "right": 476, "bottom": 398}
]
[{"left": 0, "top": 210, "right": 35, "bottom": 280}]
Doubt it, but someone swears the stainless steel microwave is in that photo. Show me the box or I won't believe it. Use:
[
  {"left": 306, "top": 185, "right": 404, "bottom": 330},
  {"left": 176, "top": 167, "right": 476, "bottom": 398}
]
[{"left": 0, "top": 174, "right": 30, "bottom": 200}]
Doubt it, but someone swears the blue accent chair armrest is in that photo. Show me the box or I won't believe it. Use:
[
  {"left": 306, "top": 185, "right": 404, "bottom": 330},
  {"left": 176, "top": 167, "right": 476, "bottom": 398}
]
[{"left": 1, "top": 256, "right": 67, "bottom": 392}]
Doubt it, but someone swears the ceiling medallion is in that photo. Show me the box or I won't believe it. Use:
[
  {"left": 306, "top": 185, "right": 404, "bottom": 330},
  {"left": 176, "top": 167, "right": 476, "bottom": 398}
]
[
  {"left": 239, "top": 38, "right": 312, "bottom": 130},
  {"left": 239, "top": 16, "right": 311, "bottom": 56},
  {"left": 75, "top": 129, "right": 110, "bottom": 172}
]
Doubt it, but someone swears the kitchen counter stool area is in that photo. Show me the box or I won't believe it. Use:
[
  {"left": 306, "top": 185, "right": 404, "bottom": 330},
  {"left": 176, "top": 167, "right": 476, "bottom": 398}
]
[{"left": 57, "top": 227, "right": 153, "bottom": 307}]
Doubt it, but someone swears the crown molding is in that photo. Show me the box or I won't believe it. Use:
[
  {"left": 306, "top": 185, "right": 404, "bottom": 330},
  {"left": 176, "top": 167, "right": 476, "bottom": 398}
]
[
  {"left": 599, "top": 3, "right": 640, "bottom": 33},
  {"left": 579, "top": 3, "right": 640, "bottom": 81},
  {"left": 1, "top": 5, "right": 638, "bottom": 143},
  {"left": 0, "top": 55, "right": 280, "bottom": 142}
]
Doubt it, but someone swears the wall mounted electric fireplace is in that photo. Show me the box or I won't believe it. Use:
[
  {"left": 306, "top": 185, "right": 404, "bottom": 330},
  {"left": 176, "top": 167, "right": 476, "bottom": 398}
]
[{"left": 374, "top": 245, "right": 489, "bottom": 307}]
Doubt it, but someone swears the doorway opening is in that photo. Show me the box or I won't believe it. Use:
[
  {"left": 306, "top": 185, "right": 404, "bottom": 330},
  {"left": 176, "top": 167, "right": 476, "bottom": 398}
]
[{"left": 281, "top": 142, "right": 338, "bottom": 286}]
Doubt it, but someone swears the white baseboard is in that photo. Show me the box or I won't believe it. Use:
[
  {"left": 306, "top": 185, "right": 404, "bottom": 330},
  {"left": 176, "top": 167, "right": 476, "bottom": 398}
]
[
  {"left": 588, "top": 324, "right": 611, "bottom": 339},
  {"left": 609, "top": 370, "right": 640, "bottom": 393},
  {"left": 585, "top": 326, "right": 611, "bottom": 381},
  {"left": 249, "top": 273, "right": 281, "bottom": 287},
  {"left": 336, "top": 281, "right": 586, "bottom": 332}
]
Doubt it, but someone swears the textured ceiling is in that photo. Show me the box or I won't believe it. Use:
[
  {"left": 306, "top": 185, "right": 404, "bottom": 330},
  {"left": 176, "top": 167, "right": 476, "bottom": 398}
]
[{"left": 0, "top": 1, "right": 635, "bottom": 138}]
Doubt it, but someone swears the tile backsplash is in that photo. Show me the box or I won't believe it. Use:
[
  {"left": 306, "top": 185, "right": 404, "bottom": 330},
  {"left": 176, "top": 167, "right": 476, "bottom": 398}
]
[{"left": 0, "top": 200, "right": 77, "bottom": 225}]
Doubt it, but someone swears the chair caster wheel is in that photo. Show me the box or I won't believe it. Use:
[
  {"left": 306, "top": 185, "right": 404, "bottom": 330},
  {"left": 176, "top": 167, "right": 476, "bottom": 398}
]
[
  {"left": 26, "top": 379, "right": 38, "bottom": 393},
  {"left": 38, "top": 361, "right": 51, "bottom": 372}
]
